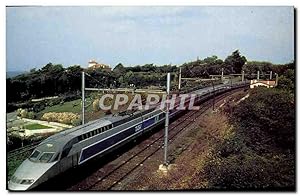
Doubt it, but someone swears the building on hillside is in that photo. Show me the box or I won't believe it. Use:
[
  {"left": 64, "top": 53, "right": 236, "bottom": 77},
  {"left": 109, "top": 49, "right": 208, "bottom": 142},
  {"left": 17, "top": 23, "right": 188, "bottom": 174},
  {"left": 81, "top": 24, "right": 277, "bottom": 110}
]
[
  {"left": 250, "top": 80, "right": 276, "bottom": 89},
  {"left": 88, "top": 60, "right": 111, "bottom": 72}
]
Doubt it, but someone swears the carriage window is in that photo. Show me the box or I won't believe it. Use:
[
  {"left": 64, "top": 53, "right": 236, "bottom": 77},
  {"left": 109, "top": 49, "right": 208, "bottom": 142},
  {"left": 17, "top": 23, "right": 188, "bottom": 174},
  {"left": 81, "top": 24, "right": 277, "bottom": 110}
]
[
  {"left": 39, "top": 152, "right": 55, "bottom": 163},
  {"left": 29, "top": 150, "right": 40, "bottom": 161},
  {"left": 52, "top": 153, "right": 60, "bottom": 162}
]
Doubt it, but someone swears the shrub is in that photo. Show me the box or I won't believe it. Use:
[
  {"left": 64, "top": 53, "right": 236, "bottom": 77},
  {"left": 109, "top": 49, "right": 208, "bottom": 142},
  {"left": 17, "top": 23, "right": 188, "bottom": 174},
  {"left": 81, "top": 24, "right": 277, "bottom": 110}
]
[
  {"left": 19, "top": 109, "right": 28, "bottom": 118},
  {"left": 32, "top": 102, "right": 46, "bottom": 113},
  {"left": 41, "top": 112, "right": 80, "bottom": 125},
  {"left": 232, "top": 88, "right": 295, "bottom": 151},
  {"left": 71, "top": 118, "right": 82, "bottom": 126},
  {"left": 92, "top": 98, "right": 100, "bottom": 112},
  {"left": 27, "top": 111, "right": 36, "bottom": 119},
  {"left": 203, "top": 152, "right": 294, "bottom": 189}
]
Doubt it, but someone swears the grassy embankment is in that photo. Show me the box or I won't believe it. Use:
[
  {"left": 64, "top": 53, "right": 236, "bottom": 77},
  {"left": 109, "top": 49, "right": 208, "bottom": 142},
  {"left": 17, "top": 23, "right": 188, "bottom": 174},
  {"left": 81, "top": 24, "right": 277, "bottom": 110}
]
[{"left": 141, "top": 88, "right": 295, "bottom": 190}]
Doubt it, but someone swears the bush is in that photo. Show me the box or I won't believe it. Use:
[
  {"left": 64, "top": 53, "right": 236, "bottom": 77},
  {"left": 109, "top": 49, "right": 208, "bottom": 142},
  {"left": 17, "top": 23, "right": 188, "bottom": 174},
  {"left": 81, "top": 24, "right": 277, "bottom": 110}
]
[
  {"left": 27, "top": 111, "right": 36, "bottom": 119},
  {"left": 32, "top": 102, "right": 46, "bottom": 113},
  {"left": 204, "top": 152, "right": 294, "bottom": 189},
  {"left": 201, "top": 87, "right": 295, "bottom": 190},
  {"left": 71, "top": 118, "right": 82, "bottom": 126},
  {"left": 92, "top": 98, "right": 100, "bottom": 112},
  {"left": 232, "top": 88, "right": 295, "bottom": 151},
  {"left": 41, "top": 112, "right": 80, "bottom": 125},
  {"left": 277, "top": 76, "right": 294, "bottom": 92},
  {"left": 19, "top": 109, "right": 28, "bottom": 118}
]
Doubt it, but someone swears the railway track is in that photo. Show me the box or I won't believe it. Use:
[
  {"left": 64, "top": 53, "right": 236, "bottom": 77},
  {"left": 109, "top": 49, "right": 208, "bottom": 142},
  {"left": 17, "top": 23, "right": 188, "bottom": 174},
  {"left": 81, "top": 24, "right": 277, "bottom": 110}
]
[
  {"left": 69, "top": 87, "right": 246, "bottom": 191},
  {"left": 8, "top": 142, "right": 40, "bottom": 160}
]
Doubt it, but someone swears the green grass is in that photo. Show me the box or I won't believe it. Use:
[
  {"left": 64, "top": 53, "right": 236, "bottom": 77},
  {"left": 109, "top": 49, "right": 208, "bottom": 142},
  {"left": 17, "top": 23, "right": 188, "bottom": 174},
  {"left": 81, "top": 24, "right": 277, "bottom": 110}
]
[
  {"left": 38, "top": 99, "right": 93, "bottom": 114},
  {"left": 36, "top": 98, "right": 95, "bottom": 122},
  {"left": 24, "top": 123, "right": 51, "bottom": 130},
  {"left": 41, "top": 99, "right": 82, "bottom": 113}
]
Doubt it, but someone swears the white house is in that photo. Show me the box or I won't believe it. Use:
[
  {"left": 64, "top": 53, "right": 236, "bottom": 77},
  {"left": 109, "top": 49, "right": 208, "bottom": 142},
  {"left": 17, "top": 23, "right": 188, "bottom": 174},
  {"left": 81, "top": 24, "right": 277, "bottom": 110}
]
[{"left": 250, "top": 80, "right": 276, "bottom": 89}]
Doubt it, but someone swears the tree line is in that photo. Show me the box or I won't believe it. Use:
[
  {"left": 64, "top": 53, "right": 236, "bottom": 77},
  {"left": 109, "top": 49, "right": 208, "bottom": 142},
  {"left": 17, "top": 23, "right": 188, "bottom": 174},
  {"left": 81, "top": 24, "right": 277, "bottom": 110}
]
[{"left": 7, "top": 50, "right": 294, "bottom": 110}]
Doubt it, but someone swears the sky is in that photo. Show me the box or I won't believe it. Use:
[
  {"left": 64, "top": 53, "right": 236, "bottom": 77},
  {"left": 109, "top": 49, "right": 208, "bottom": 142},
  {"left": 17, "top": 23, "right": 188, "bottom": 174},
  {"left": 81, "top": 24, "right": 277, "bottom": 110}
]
[{"left": 6, "top": 6, "right": 294, "bottom": 71}]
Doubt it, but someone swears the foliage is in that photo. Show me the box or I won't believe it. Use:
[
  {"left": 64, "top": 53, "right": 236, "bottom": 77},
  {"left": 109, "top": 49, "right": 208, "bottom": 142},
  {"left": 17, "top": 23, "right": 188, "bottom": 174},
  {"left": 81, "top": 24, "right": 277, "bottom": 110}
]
[
  {"left": 242, "top": 61, "right": 272, "bottom": 79},
  {"left": 41, "top": 112, "right": 80, "bottom": 125},
  {"left": 201, "top": 87, "right": 295, "bottom": 190},
  {"left": 224, "top": 50, "right": 247, "bottom": 74},
  {"left": 204, "top": 151, "right": 295, "bottom": 190},
  {"left": 92, "top": 98, "right": 100, "bottom": 112},
  {"left": 277, "top": 76, "right": 294, "bottom": 92},
  {"left": 232, "top": 88, "right": 295, "bottom": 151},
  {"left": 181, "top": 55, "right": 224, "bottom": 78},
  {"left": 18, "top": 109, "right": 28, "bottom": 118}
]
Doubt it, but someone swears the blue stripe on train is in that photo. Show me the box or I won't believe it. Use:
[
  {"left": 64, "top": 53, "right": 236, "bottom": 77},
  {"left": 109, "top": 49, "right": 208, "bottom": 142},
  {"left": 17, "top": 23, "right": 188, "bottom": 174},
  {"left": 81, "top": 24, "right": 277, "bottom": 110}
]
[
  {"left": 79, "top": 117, "right": 158, "bottom": 163},
  {"left": 142, "top": 117, "right": 155, "bottom": 129},
  {"left": 79, "top": 125, "right": 138, "bottom": 163}
]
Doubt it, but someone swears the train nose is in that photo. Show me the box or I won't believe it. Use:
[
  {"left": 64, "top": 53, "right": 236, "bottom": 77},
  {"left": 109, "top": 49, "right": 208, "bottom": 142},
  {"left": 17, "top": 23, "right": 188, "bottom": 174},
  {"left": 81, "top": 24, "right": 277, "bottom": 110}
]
[
  {"left": 8, "top": 159, "right": 56, "bottom": 191},
  {"left": 8, "top": 179, "right": 33, "bottom": 191}
]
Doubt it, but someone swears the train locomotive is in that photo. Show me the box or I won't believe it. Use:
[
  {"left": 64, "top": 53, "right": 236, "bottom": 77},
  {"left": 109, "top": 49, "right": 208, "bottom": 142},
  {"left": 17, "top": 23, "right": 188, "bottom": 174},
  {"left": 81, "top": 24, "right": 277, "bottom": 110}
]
[{"left": 8, "top": 81, "right": 247, "bottom": 191}]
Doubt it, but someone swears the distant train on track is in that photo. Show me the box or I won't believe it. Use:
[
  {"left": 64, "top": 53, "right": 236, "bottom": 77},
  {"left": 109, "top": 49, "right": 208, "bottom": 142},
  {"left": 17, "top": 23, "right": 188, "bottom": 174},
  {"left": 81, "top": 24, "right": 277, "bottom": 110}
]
[{"left": 8, "top": 82, "right": 247, "bottom": 191}]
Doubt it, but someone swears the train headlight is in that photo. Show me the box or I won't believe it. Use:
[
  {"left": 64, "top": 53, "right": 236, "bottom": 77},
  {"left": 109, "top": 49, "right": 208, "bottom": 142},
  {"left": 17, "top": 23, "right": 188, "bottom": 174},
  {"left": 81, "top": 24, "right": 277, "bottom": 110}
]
[{"left": 20, "top": 179, "right": 35, "bottom": 185}]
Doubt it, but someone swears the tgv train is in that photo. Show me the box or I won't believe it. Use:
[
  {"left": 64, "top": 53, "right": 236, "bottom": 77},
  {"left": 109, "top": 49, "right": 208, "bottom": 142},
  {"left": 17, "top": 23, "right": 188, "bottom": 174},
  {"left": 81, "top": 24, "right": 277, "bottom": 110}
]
[{"left": 8, "top": 81, "right": 247, "bottom": 191}]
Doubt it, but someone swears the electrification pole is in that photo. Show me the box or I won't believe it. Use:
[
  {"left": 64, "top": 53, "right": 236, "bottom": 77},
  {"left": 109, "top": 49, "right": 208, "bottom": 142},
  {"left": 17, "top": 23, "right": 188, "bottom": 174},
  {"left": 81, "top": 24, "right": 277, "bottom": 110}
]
[
  {"left": 211, "top": 80, "right": 215, "bottom": 111},
  {"left": 257, "top": 70, "right": 260, "bottom": 80},
  {"left": 242, "top": 70, "right": 245, "bottom": 82},
  {"left": 221, "top": 68, "right": 224, "bottom": 82},
  {"left": 178, "top": 67, "right": 182, "bottom": 90},
  {"left": 82, "top": 71, "right": 85, "bottom": 125},
  {"left": 275, "top": 73, "right": 279, "bottom": 86},
  {"left": 164, "top": 73, "right": 170, "bottom": 166}
]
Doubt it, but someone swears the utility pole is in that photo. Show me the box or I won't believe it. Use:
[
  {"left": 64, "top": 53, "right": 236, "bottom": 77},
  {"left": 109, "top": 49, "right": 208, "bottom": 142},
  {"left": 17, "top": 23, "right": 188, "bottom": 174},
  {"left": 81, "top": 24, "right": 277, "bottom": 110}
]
[
  {"left": 221, "top": 68, "right": 224, "bottom": 82},
  {"left": 270, "top": 71, "right": 273, "bottom": 80},
  {"left": 257, "top": 70, "right": 260, "bottom": 80},
  {"left": 163, "top": 73, "right": 170, "bottom": 166},
  {"left": 178, "top": 67, "right": 182, "bottom": 90},
  {"left": 242, "top": 70, "right": 245, "bottom": 82},
  {"left": 82, "top": 71, "right": 85, "bottom": 125},
  {"left": 211, "top": 80, "right": 215, "bottom": 111},
  {"left": 275, "top": 73, "right": 279, "bottom": 86}
]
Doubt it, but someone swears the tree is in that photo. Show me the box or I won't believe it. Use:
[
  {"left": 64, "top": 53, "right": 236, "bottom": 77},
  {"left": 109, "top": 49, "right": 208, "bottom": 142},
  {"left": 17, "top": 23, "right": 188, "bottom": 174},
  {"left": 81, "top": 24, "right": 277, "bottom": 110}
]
[
  {"left": 113, "top": 63, "right": 126, "bottom": 76},
  {"left": 225, "top": 50, "right": 247, "bottom": 74},
  {"left": 277, "top": 76, "right": 294, "bottom": 92}
]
